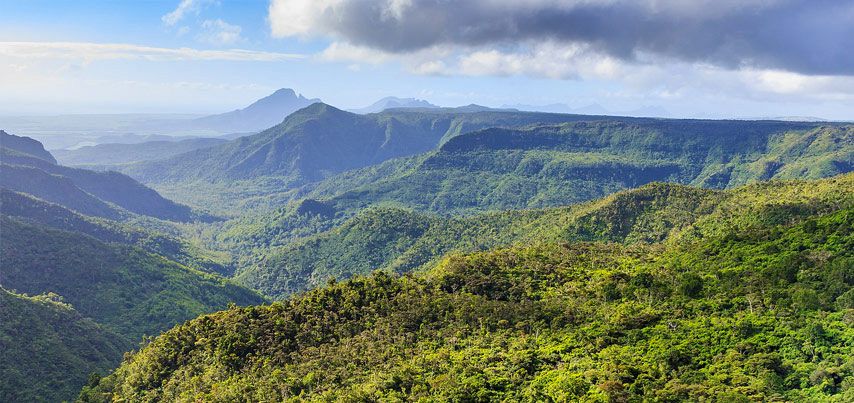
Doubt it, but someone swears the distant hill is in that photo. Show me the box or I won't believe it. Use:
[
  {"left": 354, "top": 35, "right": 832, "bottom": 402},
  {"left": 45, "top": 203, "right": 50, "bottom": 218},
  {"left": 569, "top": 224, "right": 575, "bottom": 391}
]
[
  {"left": 83, "top": 175, "right": 853, "bottom": 401},
  {"left": 0, "top": 217, "right": 265, "bottom": 341},
  {"left": 293, "top": 122, "right": 852, "bottom": 217},
  {"left": 0, "top": 189, "right": 231, "bottom": 275},
  {"left": 120, "top": 104, "right": 637, "bottom": 211},
  {"left": 0, "top": 288, "right": 130, "bottom": 403},
  {"left": 350, "top": 96, "right": 439, "bottom": 114},
  {"left": 0, "top": 131, "right": 203, "bottom": 222},
  {"left": 502, "top": 103, "right": 669, "bottom": 117},
  {"left": 235, "top": 173, "right": 854, "bottom": 299},
  {"left": 190, "top": 88, "right": 320, "bottom": 133},
  {"left": 53, "top": 137, "right": 227, "bottom": 167},
  {"left": 0, "top": 129, "right": 56, "bottom": 163}
]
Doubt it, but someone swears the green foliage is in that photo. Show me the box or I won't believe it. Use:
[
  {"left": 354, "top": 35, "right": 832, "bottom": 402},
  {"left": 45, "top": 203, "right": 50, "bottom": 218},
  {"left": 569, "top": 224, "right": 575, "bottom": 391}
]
[
  {"left": 1, "top": 131, "right": 206, "bottom": 222},
  {"left": 0, "top": 217, "right": 265, "bottom": 342},
  {"left": 0, "top": 288, "right": 129, "bottom": 403},
  {"left": 81, "top": 199, "right": 854, "bottom": 402},
  {"left": 237, "top": 173, "right": 853, "bottom": 299},
  {"left": 1, "top": 189, "right": 231, "bottom": 275}
]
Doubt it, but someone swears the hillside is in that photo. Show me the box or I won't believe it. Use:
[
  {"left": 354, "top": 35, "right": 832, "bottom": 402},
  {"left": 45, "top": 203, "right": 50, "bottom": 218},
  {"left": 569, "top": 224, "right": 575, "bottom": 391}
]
[
  {"left": 0, "top": 217, "right": 265, "bottom": 341},
  {"left": 79, "top": 192, "right": 853, "bottom": 401},
  {"left": 0, "top": 288, "right": 130, "bottom": 403},
  {"left": 53, "top": 137, "right": 227, "bottom": 167},
  {"left": 298, "top": 122, "right": 852, "bottom": 216},
  {"left": 120, "top": 104, "right": 636, "bottom": 211},
  {"left": 1, "top": 131, "right": 203, "bottom": 222},
  {"left": 0, "top": 189, "right": 231, "bottom": 275},
  {"left": 0, "top": 129, "right": 56, "bottom": 163},
  {"left": 235, "top": 173, "right": 854, "bottom": 299}
]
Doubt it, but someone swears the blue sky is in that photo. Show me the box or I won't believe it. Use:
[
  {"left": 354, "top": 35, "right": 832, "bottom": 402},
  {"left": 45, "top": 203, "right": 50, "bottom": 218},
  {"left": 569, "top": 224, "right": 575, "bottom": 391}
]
[{"left": 1, "top": 0, "right": 853, "bottom": 120}]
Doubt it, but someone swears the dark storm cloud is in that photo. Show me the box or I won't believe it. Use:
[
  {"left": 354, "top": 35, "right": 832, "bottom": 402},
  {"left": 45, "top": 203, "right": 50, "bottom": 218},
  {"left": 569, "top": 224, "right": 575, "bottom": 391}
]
[{"left": 276, "top": 0, "right": 854, "bottom": 75}]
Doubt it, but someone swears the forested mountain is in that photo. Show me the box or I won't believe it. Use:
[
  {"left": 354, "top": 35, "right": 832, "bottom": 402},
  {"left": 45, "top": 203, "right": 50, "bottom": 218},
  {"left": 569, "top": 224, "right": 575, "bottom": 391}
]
[
  {"left": 0, "top": 131, "right": 203, "bottom": 222},
  {"left": 0, "top": 129, "right": 56, "bottom": 163},
  {"left": 53, "top": 137, "right": 227, "bottom": 167},
  {"left": 0, "top": 217, "right": 265, "bottom": 341},
  {"left": 78, "top": 177, "right": 853, "bottom": 402},
  {"left": 2, "top": 104, "right": 852, "bottom": 402},
  {"left": 124, "top": 103, "right": 595, "bottom": 185},
  {"left": 121, "top": 106, "right": 849, "bottom": 216},
  {"left": 234, "top": 173, "right": 853, "bottom": 299},
  {"left": 0, "top": 189, "right": 230, "bottom": 275},
  {"left": 299, "top": 122, "right": 852, "bottom": 216},
  {"left": 119, "top": 104, "right": 637, "bottom": 211},
  {"left": 0, "top": 288, "right": 130, "bottom": 403}
]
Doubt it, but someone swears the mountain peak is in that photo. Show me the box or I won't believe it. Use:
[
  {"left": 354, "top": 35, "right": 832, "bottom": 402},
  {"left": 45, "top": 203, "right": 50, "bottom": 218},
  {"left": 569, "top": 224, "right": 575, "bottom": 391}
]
[
  {"left": 271, "top": 88, "right": 298, "bottom": 98},
  {"left": 351, "top": 96, "right": 439, "bottom": 114},
  {"left": 192, "top": 89, "right": 322, "bottom": 132}
]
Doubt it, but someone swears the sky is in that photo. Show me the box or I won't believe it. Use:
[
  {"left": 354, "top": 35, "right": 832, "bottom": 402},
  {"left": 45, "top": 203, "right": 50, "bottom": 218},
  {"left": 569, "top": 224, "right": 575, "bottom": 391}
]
[{"left": 1, "top": 0, "right": 853, "bottom": 120}]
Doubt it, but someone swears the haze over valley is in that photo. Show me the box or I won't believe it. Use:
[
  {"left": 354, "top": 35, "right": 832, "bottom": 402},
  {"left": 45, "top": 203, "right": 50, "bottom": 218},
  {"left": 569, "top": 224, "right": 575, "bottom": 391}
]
[{"left": 1, "top": 1, "right": 853, "bottom": 402}]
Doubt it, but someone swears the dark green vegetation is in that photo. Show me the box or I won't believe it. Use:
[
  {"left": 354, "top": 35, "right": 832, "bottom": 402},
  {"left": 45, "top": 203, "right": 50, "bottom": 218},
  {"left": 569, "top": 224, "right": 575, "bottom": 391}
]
[
  {"left": 1, "top": 130, "right": 202, "bottom": 222},
  {"left": 79, "top": 176, "right": 854, "bottom": 401},
  {"left": 0, "top": 288, "right": 130, "bottom": 403},
  {"left": 0, "top": 216, "right": 265, "bottom": 341},
  {"left": 236, "top": 173, "right": 854, "bottom": 299},
  {"left": 0, "top": 189, "right": 230, "bottom": 275},
  {"left": 53, "top": 137, "right": 227, "bottom": 168},
  {"left": 122, "top": 104, "right": 632, "bottom": 211},
  {"left": 1, "top": 133, "right": 266, "bottom": 401},
  {"left": 2, "top": 105, "right": 853, "bottom": 402},
  {"left": 299, "top": 122, "right": 852, "bottom": 216}
]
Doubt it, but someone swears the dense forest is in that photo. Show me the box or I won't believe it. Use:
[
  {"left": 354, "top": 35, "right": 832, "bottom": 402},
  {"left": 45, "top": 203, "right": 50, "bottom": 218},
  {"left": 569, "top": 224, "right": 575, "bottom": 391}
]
[
  {"left": 1, "top": 104, "right": 852, "bottom": 402},
  {"left": 79, "top": 182, "right": 853, "bottom": 401}
]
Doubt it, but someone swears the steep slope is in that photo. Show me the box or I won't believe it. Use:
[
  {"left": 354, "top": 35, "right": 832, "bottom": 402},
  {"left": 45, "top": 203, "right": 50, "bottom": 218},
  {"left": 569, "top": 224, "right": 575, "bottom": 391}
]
[
  {"left": 1, "top": 131, "right": 202, "bottom": 222},
  {"left": 0, "top": 164, "right": 126, "bottom": 219},
  {"left": 0, "top": 288, "right": 130, "bottom": 403},
  {"left": 0, "top": 189, "right": 230, "bottom": 275},
  {"left": 81, "top": 199, "right": 853, "bottom": 401},
  {"left": 302, "top": 122, "right": 852, "bottom": 215},
  {"left": 120, "top": 105, "right": 636, "bottom": 210},
  {"left": 53, "top": 137, "right": 227, "bottom": 167},
  {"left": 191, "top": 88, "right": 320, "bottom": 133},
  {"left": 0, "top": 129, "right": 56, "bottom": 163},
  {"left": 235, "top": 173, "right": 853, "bottom": 299},
  {"left": 0, "top": 217, "right": 265, "bottom": 341}
]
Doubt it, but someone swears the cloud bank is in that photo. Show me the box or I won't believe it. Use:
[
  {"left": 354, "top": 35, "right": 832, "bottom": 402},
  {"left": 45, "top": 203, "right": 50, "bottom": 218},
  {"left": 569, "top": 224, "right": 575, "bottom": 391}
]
[
  {"left": 0, "top": 42, "right": 304, "bottom": 62},
  {"left": 270, "top": 0, "right": 854, "bottom": 76}
]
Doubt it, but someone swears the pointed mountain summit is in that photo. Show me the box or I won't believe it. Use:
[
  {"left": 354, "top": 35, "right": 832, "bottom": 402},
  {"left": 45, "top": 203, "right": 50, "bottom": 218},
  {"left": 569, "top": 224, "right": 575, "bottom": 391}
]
[
  {"left": 192, "top": 88, "right": 321, "bottom": 133},
  {"left": 351, "top": 96, "right": 439, "bottom": 114}
]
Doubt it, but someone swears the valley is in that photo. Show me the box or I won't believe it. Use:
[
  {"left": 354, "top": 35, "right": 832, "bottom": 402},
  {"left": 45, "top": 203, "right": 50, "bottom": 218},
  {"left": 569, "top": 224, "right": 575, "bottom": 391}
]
[{"left": 1, "top": 92, "right": 852, "bottom": 402}]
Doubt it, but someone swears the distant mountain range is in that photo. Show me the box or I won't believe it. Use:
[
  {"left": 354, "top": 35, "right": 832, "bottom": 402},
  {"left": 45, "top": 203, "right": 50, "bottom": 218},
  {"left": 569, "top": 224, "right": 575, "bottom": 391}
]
[
  {"left": 0, "top": 130, "right": 204, "bottom": 222},
  {"left": 502, "top": 102, "right": 670, "bottom": 117},
  {"left": 53, "top": 137, "right": 227, "bottom": 167},
  {"left": 118, "top": 103, "right": 623, "bottom": 190},
  {"left": 189, "top": 88, "right": 321, "bottom": 133},
  {"left": 350, "top": 96, "right": 439, "bottom": 114}
]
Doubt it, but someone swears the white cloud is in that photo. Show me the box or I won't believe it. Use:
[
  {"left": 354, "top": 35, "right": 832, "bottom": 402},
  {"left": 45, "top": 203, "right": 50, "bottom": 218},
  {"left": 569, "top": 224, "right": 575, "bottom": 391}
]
[
  {"left": 320, "top": 42, "right": 391, "bottom": 65},
  {"left": 197, "top": 19, "right": 243, "bottom": 45},
  {"left": 0, "top": 41, "right": 304, "bottom": 62},
  {"left": 162, "top": 0, "right": 212, "bottom": 26}
]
